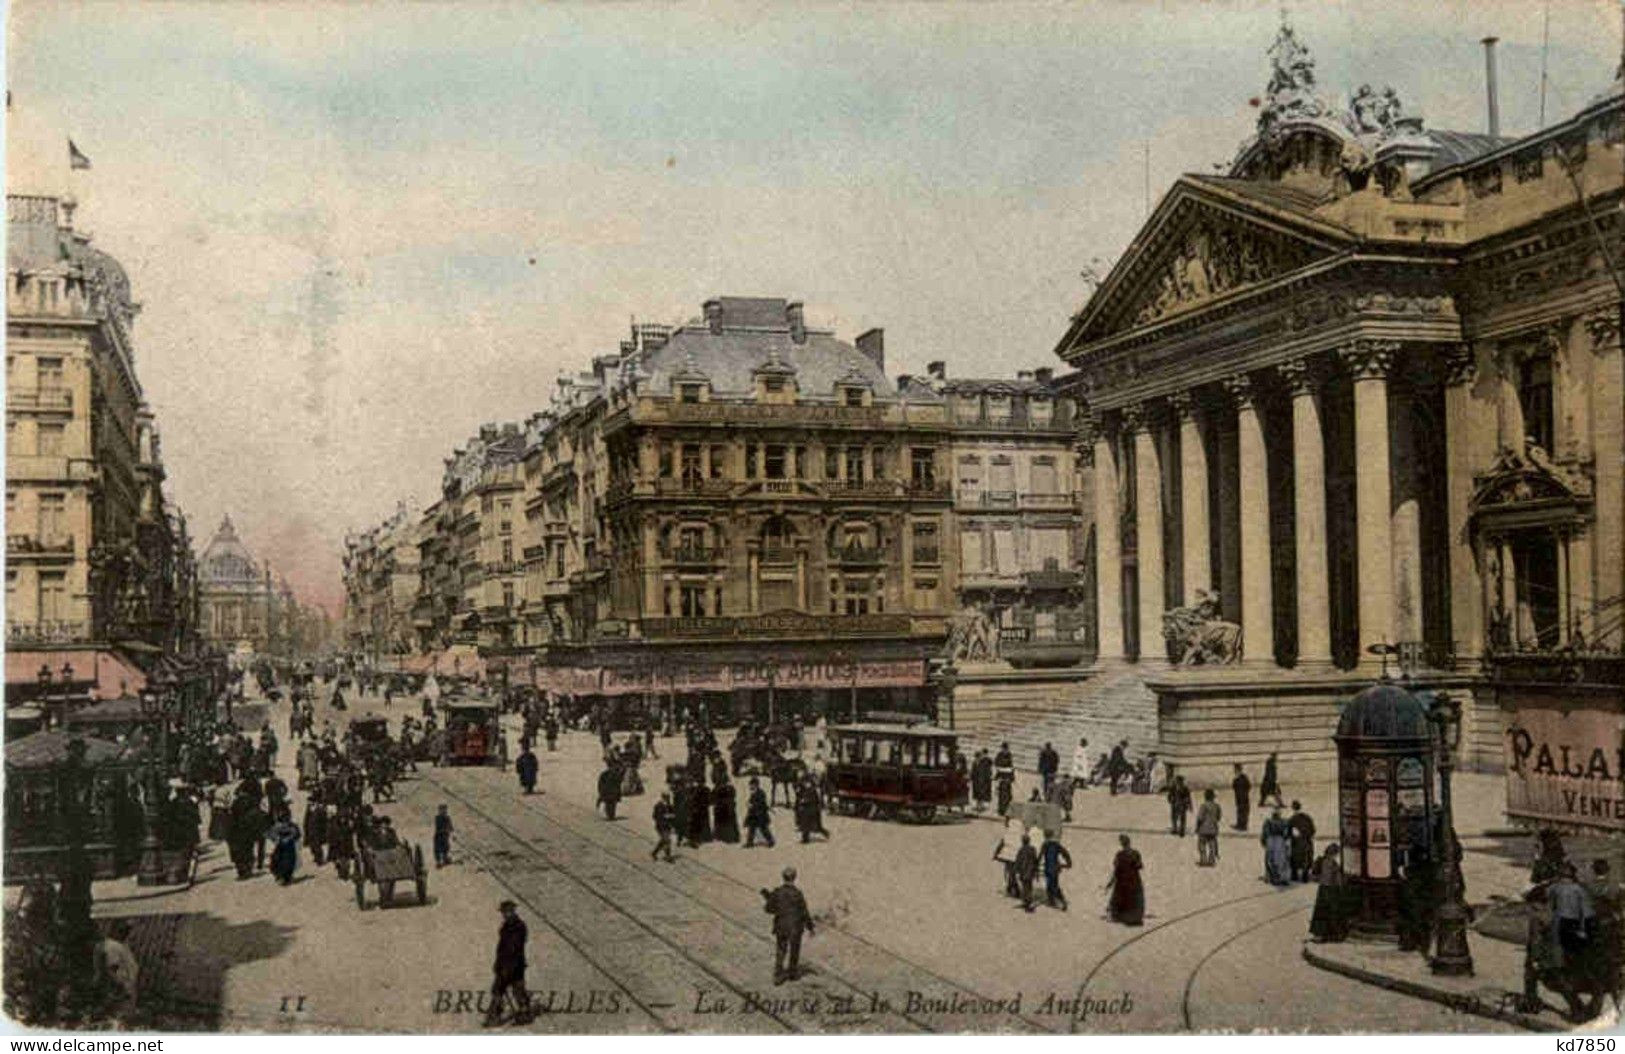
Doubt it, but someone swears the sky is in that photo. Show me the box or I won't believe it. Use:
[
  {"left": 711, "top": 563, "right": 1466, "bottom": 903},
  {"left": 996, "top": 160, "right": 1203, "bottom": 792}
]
[{"left": 6, "top": 0, "right": 1621, "bottom": 614}]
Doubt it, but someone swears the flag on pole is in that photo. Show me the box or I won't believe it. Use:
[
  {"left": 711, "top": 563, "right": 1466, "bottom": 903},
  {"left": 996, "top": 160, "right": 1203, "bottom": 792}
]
[{"left": 68, "top": 139, "right": 91, "bottom": 170}]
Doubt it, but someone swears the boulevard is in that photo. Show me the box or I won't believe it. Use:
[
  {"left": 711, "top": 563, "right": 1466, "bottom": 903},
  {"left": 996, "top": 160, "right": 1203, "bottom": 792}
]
[{"left": 70, "top": 678, "right": 1526, "bottom": 1034}]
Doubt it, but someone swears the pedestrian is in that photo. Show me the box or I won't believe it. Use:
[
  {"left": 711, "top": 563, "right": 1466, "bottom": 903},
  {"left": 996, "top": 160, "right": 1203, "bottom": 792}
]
[
  {"left": 597, "top": 760, "right": 623, "bottom": 820},
  {"left": 1050, "top": 764, "right": 1076, "bottom": 822},
  {"left": 1108, "top": 740, "right": 1129, "bottom": 796},
  {"left": 744, "top": 776, "right": 775, "bottom": 848},
  {"left": 434, "top": 804, "right": 454, "bottom": 867},
  {"left": 1260, "top": 807, "right": 1290, "bottom": 886},
  {"left": 1167, "top": 775, "right": 1192, "bottom": 837},
  {"left": 1287, "top": 801, "right": 1316, "bottom": 882},
  {"left": 1308, "top": 845, "right": 1354, "bottom": 942},
  {"left": 1585, "top": 859, "right": 1622, "bottom": 1014},
  {"left": 994, "top": 742, "right": 1015, "bottom": 817},
  {"left": 993, "top": 816, "right": 1024, "bottom": 898},
  {"left": 268, "top": 808, "right": 301, "bottom": 885},
  {"left": 1397, "top": 844, "right": 1439, "bottom": 954},
  {"left": 971, "top": 749, "right": 993, "bottom": 812},
  {"left": 1037, "top": 742, "right": 1059, "bottom": 797},
  {"left": 1231, "top": 763, "right": 1252, "bottom": 832},
  {"left": 713, "top": 777, "right": 741, "bottom": 844},
  {"left": 227, "top": 791, "right": 264, "bottom": 880},
  {"left": 1195, "top": 788, "right": 1222, "bottom": 866},
  {"left": 1105, "top": 833, "right": 1145, "bottom": 926},
  {"left": 1259, "top": 751, "right": 1284, "bottom": 808},
  {"left": 1040, "top": 832, "right": 1072, "bottom": 911},
  {"left": 516, "top": 744, "right": 539, "bottom": 795},
  {"left": 484, "top": 900, "right": 532, "bottom": 1027},
  {"left": 688, "top": 768, "right": 713, "bottom": 844},
  {"left": 328, "top": 806, "right": 356, "bottom": 880},
  {"left": 303, "top": 799, "right": 329, "bottom": 867},
  {"left": 794, "top": 777, "right": 828, "bottom": 844},
  {"left": 1013, "top": 833, "right": 1040, "bottom": 912},
  {"left": 762, "top": 867, "right": 815, "bottom": 985},
  {"left": 1550, "top": 862, "right": 1595, "bottom": 965},
  {"left": 652, "top": 792, "right": 677, "bottom": 862},
  {"left": 543, "top": 713, "right": 559, "bottom": 752}
]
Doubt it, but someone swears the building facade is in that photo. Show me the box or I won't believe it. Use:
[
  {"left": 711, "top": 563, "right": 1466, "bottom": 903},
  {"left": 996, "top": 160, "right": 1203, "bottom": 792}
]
[
  {"left": 197, "top": 515, "right": 318, "bottom": 658},
  {"left": 1055, "top": 25, "right": 1622, "bottom": 790},
  {"left": 342, "top": 501, "right": 422, "bottom": 662},
  {"left": 6, "top": 193, "right": 199, "bottom": 699}
]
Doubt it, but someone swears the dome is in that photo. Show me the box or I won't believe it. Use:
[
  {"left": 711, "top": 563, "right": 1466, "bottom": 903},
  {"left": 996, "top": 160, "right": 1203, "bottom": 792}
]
[{"left": 1335, "top": 680, "right": 1432, "bottom": 740}]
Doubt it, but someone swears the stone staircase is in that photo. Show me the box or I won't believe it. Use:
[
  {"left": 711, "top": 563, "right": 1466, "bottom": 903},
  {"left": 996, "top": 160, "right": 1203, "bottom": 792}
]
[{"left": 955, "top": 661, "right": 1160, "bottom": 772}]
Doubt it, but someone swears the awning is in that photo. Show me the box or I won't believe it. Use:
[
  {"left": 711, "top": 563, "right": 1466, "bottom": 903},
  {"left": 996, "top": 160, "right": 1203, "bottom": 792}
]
[{"left": 5, "top": 649, "right": 148, "bottom": 699}]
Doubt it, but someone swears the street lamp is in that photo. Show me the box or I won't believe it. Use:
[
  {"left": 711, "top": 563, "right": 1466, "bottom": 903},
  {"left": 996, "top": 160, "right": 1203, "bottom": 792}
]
[
  {"left": 1427, "top": 691, "right": 1473, "bottom": 976},
  {"left": 37, "top": 665, "right": 53, "bottom": 728},
  {"left": 135, "top": 686, "right": 166, "bottom": 885}
]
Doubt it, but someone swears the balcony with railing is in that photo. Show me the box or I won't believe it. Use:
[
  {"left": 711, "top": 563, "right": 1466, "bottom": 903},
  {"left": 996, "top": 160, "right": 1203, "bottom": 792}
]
[
  {"left": 758, "top": 545, "right": 799, "bottom": 566},
  {"left": 8, "top": 620, "right": 92, "bottom": 645},
  {"left": 828, "top": 543, "right": 885, "bottom": 567},
  {"left": 7, "top": 534, "right": 75, "bottom": 558},
  {"left": 8, "top": 387, "right": 74, "bottom": 412},
  {"left": 656, "top": 476, "right": 735, "bottom": 498},
  {"left": 976, "top": 491, "right": 1019, "bottom": 509},
  {"left": 660, "top": 543, "right": 724, "bottom": 567},
  {"left": 1020, "top": 492, "right": 1074, "bottom": 510}
]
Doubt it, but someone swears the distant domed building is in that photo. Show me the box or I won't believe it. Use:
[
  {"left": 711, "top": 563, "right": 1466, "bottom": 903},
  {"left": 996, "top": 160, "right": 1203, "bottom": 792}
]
[{"left": 198, "top": 515, "right": 278, "bottom": 654}]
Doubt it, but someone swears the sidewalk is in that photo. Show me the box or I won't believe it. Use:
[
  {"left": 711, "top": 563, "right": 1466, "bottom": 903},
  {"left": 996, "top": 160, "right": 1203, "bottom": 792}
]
[{"left": 1301, "top": 937, "right": 1607, "bottom": 1033}]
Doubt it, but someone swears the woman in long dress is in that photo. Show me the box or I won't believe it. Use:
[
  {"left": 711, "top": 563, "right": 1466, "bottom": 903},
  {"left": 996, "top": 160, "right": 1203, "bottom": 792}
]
[
  {"left": 1308, "top": 844, "right": 1353, "bottom": 941},
  {"left": 1105, "top": 834, "right": 1144, "bottom": 925},
  {"left": 713, "top": 779, "right": 740, "bottom": 843},
  {"left": 1260, "top": 808, "right": 1291, "bottom": 886},
  {"left": 688, "top": 770, "right": 712, "bottom": 844},
  {"left": 268, "top": 809, "right": 301, "bottom": 885}
]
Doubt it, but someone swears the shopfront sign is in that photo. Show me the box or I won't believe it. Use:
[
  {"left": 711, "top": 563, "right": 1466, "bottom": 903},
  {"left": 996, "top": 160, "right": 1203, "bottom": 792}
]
[
  {"left": 545, "top": 656, "right": 925, "bottom": 696},
  {"left": 1504, "top": 706, "right": 1625, "bottom": 831}
]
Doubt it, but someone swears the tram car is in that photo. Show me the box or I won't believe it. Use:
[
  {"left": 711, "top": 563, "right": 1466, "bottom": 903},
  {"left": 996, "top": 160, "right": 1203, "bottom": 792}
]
[
  {"left": 438, "top": 698, "right": 507, "bottom": 767},
  {"left": 824, "top": 722, "right": 968, "bottom": 823}
]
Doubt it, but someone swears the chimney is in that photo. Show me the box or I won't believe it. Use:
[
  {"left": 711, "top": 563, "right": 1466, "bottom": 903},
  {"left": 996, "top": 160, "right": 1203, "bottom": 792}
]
[
  {"left": 786, "top": 301, "right": 806, "bottom": 344},
  {"left": 896, "top": 373, "right": 914, "bottom": 391},
  {"left": 1034, "top": 367, "right": 1054, "bottom": 385},
  {"left": 1481, "top": 36, "right": 1501, "bottom": 138},
  {"left": 855, "top": 327, "right": 884, "bottom": 370},
  {"left": 703, "top": 298, "right": 723, "bottom": 334},
  {"left": 927, "top": 360, "right": 946, "bottom": 381}
]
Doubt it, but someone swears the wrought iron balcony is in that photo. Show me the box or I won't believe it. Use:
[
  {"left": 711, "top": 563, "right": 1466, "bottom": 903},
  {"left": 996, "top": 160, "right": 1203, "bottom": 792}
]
[
  {"left": 661, "top": 543, "right": 723, "bottom": 566},
  {"left": 8, "top": 620, "right": 91, "bottom": 645},
  {"left": 828, "top": 543, "right": 885, "bottom": 566}
]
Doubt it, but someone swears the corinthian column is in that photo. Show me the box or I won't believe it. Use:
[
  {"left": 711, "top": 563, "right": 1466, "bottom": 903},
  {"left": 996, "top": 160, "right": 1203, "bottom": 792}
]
[
  {"left": 1342, "top": 340, "right": 1398, "bottom": 661},
  {"left": 1126, "top": 404, "right": 1165, "bottom": 663},
  {"left": 1223, "top": 374, "right": 1273, "bottom": 665},
  {"left": 1280, "top": 358, "right": 1330, "bottom": 668},
  {"left": 1169, "top": 392, "right": 1211, "bottom": 607},
  {"left": 1092, "top": 423, "right": 1125, "bottom": 661}
]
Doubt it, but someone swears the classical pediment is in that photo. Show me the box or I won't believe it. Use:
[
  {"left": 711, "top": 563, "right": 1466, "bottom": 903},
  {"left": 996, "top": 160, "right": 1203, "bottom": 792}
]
[
  {"left": 1470, "top": 444, "right": 1593, "bottom": 516},
  {"left": 1058, "top": 177, "right": 1356, "bottom": 353}
]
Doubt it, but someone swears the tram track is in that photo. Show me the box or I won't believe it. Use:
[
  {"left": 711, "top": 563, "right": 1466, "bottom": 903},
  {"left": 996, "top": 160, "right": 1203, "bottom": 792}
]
[
  {"left": 476, "top": 767, "right": 1063, "bottom": 1034},
  {"left": 426, "top": 768, "right": 964, "bottom": 1033},
  {"left": 1177, "top": 903, "right": 1312, "bottom": 1032}
]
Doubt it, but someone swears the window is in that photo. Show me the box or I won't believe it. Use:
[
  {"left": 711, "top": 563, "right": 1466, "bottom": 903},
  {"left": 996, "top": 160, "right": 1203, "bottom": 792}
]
[
  {"left": 38, "top": 571, "right": 66, "bottom": 622},
  {"left": 989, "top": 456, "right": 1015, "bottom": 494},
  {"left": 957, "top": 455, "right": 981, "bottom": 493},
  {"left": 678, "top": 525, "right": 705, "bottom": 553},
  {"left": 37, "top": 423, "right": 65, "bottom": 457},
  {"left": 1034, "top": 609, "right": 1058, "bottom": 641},
  {"left": 37, "top": 358, "right": 63, "bottom": 388},
  {"left": 960, "top": 529, "right": 983, "bottom": 572},
  {"left": 992, "top": 526, "right": 1016, "bottom": 572},
  {"left": 746, "top": 444, "right": 759, "bottom": 479},
  {"left": 710, "top": 445, "right": 726, "bottom": 479},
  {"left": 844, "top": 446, "right": 864, "bottom": 483},
  {"left": 501, "top": 539, "right": 513, "bottom": 564},
  {"left": 1030, "top": 528, "right": 1070, "bottom": 570},
  {"left": 1031, "top": 456, "right": 1058, "bottom": 495},
  {"left": 911, "top": 448, "right": 936, "bottom": 488},
  {"left": 763, "top": 377, "right": 785, "bottom": 394},
  {"left": 681, "top": 443, "right": 703, "bottom": 486},
  {"left": 680, "top": 583, "right": 707, "bottom": 617},
  {"left": 1029, "top": 398, "right": 1053, "bottom": 426},
  {"left": 911, "top": 521, "right": 940, "bottom": 563},
  {"left": 1519, "top": 355, "right": 1555, "bottom": 454},
  {"left": 38, "top": 494, "right": 65, "bottom": 542},
  {"left": 911, "top": 577, "right": 938, "bottom": 610},
  {"left": 793, "top": 446, "right": 807, "bottom": 479},
  {"left": 986, "top": 395, "right": 1012, "bottom": 423},
  {"left": 955, "top": 397, "right": 982, "bottom": 424},
  {"left": 658, "top": 443, "right": 673, "bottom": 478},
  {"left": 843, "top": 387, "right": 864, "bottom": 407},
  {"left": 680, "top": 384, "right": 703, "bottom": 403},
  {"left": 824, "top": 447, "right": 841, "bottom": 480},
  {"left": 502, "top": 582, "right": 515, "bottom": 609},
  {"left": 764, "top": 445, "right": 787, "bottom": 480},
  {"left": 871, "top": 447, "right": 886, "bottom": 479}
]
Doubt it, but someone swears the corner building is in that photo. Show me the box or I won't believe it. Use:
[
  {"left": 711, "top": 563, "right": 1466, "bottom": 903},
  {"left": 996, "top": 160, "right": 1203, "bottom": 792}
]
[{"left": 1055, "top": 27, "right": 1622, "bottom": 788}]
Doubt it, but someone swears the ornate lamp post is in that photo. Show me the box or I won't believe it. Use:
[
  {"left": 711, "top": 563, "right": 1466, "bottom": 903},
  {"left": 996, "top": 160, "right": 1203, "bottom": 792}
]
[
  {"left": 1427, "top": 691, "right": 1474, "bottom": 976},
  {"left": 135, "top": 685, "right": 167, "bottom": 885},
  {"left": 56, "top": 737, "right": 98, "bottom": 1016},
  {"left": 37, "top": 665, "right": 53, "bottom": 728}
]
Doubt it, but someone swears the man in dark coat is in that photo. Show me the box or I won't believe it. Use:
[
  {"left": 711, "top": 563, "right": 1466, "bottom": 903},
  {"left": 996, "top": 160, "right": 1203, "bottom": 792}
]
[
  {"left": 652, "top": 792, "right": 676, "bottom": 862},
  {"left": 1013, "top": 833, "right": 1040, "bottom": 912},
  {"left": 485, "top": 900, "right": 531, "bottom": 1026},
  {"left": 1287, "top": 801, "right": 1316, "bottom": 882},
  {"left": 1037, "top": 742, "right": 1060, "bottom": 796},
  {"left": 970, "top": 749, "right": 994, "bottom": 812},
  {"left": 1167, "top": 775, "right": 1193, "bottom": 837},
  {"left": 1107, "top": 740, "right": 1129, "bottom": 795},
  {"left": 1231, "top": 763, "right": 1252, "bottom": 832},
  {"left": 1260, "top": 752, "right": 1284, "bottom": 807},
  {"left": 328, "top": 807, "right": 356, "bottom": 880},
  {"left": 762, "top": 867, "right": 815, "bottom": 984},
  {"left": 303, "top": 800, "right": 330, "bottom": 867},
  {"left": 596, "top": 762, "right": 623, "bottom": 819},
  {"left": 744, "top": 777, "right": 775, "bottom": 848},
  {"left": 994, "top": 743, "right": 1015, "bottom": 816},
  {"left": 794, "top": 777, "right": 829, "bottom": 844},
  {"left": 516, "top": 746, "right": 539, "bottom": 795}
]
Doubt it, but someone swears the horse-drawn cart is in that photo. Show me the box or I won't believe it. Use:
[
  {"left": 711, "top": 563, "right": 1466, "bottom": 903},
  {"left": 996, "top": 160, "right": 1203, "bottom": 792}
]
[{"left": 352, "top": 840, "right": 428, "bottom": 909}]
